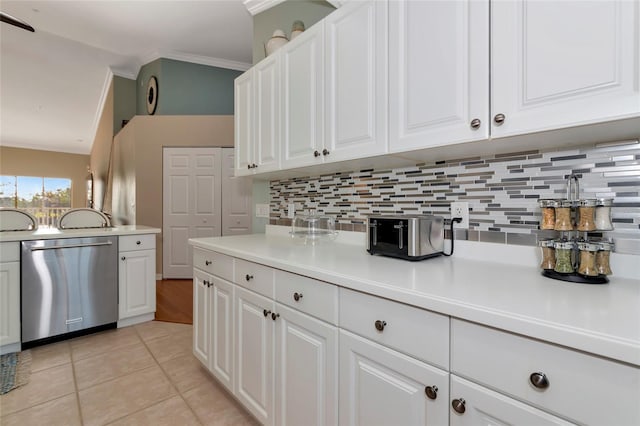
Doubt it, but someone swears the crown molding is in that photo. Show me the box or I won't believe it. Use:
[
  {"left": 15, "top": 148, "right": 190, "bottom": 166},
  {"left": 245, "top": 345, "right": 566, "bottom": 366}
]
[
  {"left": 137, "top": 49, "right": 251, "bottom": 75},
  {"left": 243, "top": 0, "right": 286, "bottom": 16},
  {"left": 110, "top": 66, "right": 137, "bottom": 80},
  {"left": 326, "top": 0, "right": 347, "bottom": 7}
]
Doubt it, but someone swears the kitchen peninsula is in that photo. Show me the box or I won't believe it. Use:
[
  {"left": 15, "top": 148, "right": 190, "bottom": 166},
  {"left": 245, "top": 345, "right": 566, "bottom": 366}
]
[
  {"left": 190, "top": 228, "right": 640, "bottom": 426},
  {"left": 0, "top": 225, "right": 160, "bottom": 354}
]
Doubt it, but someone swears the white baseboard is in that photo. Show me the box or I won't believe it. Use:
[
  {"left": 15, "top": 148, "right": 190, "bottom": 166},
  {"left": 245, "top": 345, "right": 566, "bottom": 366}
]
[{"left": 118, "top": 313, "right": 155, "bottom": 328}]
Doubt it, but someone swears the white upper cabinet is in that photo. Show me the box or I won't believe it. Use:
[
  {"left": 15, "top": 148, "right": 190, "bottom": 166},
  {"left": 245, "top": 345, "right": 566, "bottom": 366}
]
[
  {"left": 389, "top": 0, "right": 490, "bottom": 153},
  {"left": 491, "top": 0, "right": 640, "bottom": 137},
  {"left": 254, "top": 55, "right": 281, "bottom": 173},
  {"left": 325, "top": 0, "right": 388, "bottom": 161},
  {"left": 281, "top": 22, "right": 325, "bottom": 169},
  {"left": 234, "top": 70, "right": 254, "bottom": 175}
]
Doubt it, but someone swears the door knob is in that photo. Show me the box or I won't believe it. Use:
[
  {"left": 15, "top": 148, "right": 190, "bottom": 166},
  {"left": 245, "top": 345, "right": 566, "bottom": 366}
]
[
  {"left": 425, "top": 386, "right": 438, "bottom": 400},
  {"left": 470, "top": 118, "right": 481, "bottom": 129},
  {"left": 451, "top": 398, "right": 466, "bottom": 414},
  {"left": 263, "top": 309, "right": 271, "bottom": 317},
  {"left": 293, "top": 292, "right": 303, "bottom": 302},
  {"left": 493, "top": 113, "right": 506, "bottom": 125},
  {"left": 136, "top": 240, "right": 141, "bottom": 245},
  {"left": 314, "top": 150, "right": 321, "bottom": 157},
  {"left": 205, "top": 260, "right": 212, "bottom": 266},
  {"left": 121, "top": 256, "right": 126, "bottom": 261},
  {"left": 529, "top": 372, "right": 549, "bottom": 389},
  {"left": 245, "top": 274, "right": 253, "bottom": 281},
  {"left": 271, "top": 312, "right": 280, "bottom": 321},
  {"left": 374, "top": 320, "right": 387, "bottom": 332},
  {"left": 322, "top": 149, "right": 330, "bottom": 156}
]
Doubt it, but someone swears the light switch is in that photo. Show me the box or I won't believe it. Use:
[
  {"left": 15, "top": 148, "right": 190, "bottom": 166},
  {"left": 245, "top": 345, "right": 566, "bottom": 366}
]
[{"left": 255, "top": 204, "right": 269, "bottom": 218}]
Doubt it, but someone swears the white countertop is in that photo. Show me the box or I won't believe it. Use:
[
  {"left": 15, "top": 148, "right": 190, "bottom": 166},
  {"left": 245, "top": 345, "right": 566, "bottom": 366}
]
[
  {"left": 0, "top": 225, "right": 161, "bottom": 242},
  {"left": 190, "top": 232, "right": 640, "bottom": 367}
]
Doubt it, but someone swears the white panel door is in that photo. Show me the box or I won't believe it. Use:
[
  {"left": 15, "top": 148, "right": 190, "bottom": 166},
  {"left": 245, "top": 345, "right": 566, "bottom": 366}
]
[
  {"left": 274, "top": 303, "right": 338, "bottom": 426},
  {"left": 193, "top": 269, "right": 211, "bottom": 366},
  {"left": 221, "top": 148, "right": 252, "bottom": 236},
  {"left": 163, "top": 147, "right": 221, "bottom": 278},
  {"left": 450, "top": 375, "right": 572, "bottom": 426},
  {"left": 281, "top": 23, "right": 325, "bottom": 169},
  {"left": 491, "top": 0, "right": 640, "bottom": 137},
  {"left": 0, "top": 261, "right": 20, "bottom": 347},
  {"left": 118, "top": 250, "right": 156, "bottom": 320},
  {"left": 235, "top": 286, "right": 274, "bottom": 426},
  {"left": 339, "top": 330, "right": 449, "bottom": 426},
  {"left": 235, "top": 70, "right": 254, "bottom": 176},
  {"left": 255, "top": 54, "right": 281, "bottom": 173},
  {"left": 211, "top": 276, "right": 235, "bottom": 393},
  {"left": 389, "top": 0, "right": 489, "bottom": 153},
  {"left": 325, "top": 0, "right": 388, "bottom": 161}
]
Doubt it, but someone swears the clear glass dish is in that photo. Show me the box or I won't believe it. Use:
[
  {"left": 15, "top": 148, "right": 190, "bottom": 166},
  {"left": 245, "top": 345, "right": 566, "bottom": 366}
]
[{"left": 290, "top": 212, "right": 338, "bottom": 244}]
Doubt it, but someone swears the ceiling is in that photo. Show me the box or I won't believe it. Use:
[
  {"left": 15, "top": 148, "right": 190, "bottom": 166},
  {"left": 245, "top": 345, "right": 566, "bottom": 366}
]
[{"left": 0, "top": 1, "right": 254, "bottom": 155}]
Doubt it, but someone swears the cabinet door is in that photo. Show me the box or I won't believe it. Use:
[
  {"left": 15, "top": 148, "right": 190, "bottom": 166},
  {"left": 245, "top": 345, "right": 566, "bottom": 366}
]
[
  {"left": 281, "top": 23, "right": 325, "bottom": 169},
  {"left": 235, "top": 69, "right": 254, "bottom": 176},
  {"left": 339, "top": 330, "right": 449, "bottom": 426},
  {"left": 193, "top": 269, "right": 211, "bottom": 366},
  {"left": 119, "top": 249, "right": 156, "bottom": 319},
  {"left": 450, "top": 375, "right": 572, "bottom": 426},
  {"left": 389, "top": 0, "right": 489, "bottom": 153},
  {"left": 491, "top": 0, "right": 640, "bottom": 137},
  {"left": 0, "top": 261, "right": 20, "bottom": 346},
  {"left": 274, "top": 303, "right": 338, "bottom": 426},
  {"left": 255, "top": 54, "right": 281, "bottom": 173},
  {"left": 235, "top": 286, "right": 274, "bottom": 426},
  {"left": 325, "top": 0, "right": 388, "bottom": 161},
  {"left": 210, "top": 276, "right": 234, "bottom": 393}
]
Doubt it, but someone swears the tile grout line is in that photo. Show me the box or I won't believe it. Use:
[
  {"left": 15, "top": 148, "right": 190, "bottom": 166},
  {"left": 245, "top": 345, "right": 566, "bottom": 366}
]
[{"left": 68, "top": 341, "right": 86, "bottom": 426}]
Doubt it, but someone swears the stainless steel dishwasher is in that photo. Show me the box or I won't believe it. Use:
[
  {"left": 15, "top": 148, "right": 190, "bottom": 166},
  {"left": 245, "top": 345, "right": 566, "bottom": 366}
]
[{"left": 21, "top": 236, "right": 118, "bottom": 347}]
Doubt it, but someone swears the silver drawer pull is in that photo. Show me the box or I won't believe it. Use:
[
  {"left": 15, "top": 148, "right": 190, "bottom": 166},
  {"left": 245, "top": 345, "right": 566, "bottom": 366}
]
[
  {"left": 451, "top": 398, "right": 466, "bottom": 414},
  {"left": 529, "top": 372, "right": 549, "bottom": 389},
  {"left": 374, "top": 320, "right": 387, "bottom": 332},
  {"left": 293, "top": 292, "right": 303, "bottom": 302},
  {"left": 425, "top": 386, "right": 438, "bottom": 400},
  {"left": 245, "top": 274, "right": 254, "bottom": 281},
  {"left": 205, "top": 260, "right": 212, "bottom": 266}
]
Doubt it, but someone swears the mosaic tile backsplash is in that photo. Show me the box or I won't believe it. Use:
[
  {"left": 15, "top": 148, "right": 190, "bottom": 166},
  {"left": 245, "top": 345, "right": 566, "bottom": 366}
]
[{"left": 269, "top": 142, "right": 640, "bottom": 253}]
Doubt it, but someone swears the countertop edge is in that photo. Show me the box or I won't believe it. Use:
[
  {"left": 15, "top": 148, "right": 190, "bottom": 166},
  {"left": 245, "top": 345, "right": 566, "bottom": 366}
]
[{"left": 0, "top": 226, "right": 161, "bottom": 242}]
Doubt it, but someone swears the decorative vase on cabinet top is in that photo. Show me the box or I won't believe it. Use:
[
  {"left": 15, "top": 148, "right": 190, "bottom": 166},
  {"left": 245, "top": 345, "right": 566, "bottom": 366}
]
[
  {"left": 290, "top": 20, "right": 305, "bottom": 40},
  {"left": 265, "top": 29, "right": 288, "bottom": 56}
]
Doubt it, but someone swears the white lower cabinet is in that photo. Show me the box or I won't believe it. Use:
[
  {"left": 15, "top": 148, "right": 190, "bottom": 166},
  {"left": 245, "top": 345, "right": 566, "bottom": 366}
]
[
  {"left": 274, "top": 302, "right": 338, "bottom": 426},
  {"left": 193, "top": 268, "right": 212, "bottom": 366},
  {"left": 339, "top": 329, "right": 449, "bottom": 426},
  {"left": 0, "top": 242, "right": 20, "bottom": 350},
  {"left": 118, "top": 235, "right": 156, "bottom": 321},
  {"left": 235, "top": 285, "right": 275, "bottom": 426},
  {"left": 449, "top": 375, "right": 571, "bottom": 426},
  {"left": 210, "top": 276, "right": 234, "bottom": 392}
]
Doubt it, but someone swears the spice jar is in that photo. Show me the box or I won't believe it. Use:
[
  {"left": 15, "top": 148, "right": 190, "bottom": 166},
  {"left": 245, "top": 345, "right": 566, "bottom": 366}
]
[
  {"left": 595, "top": 198, "right": 613, "bottom": 230},
  {"left": 554, "top": 241, "right": 574, "bottom": 273},
  {"left": 596, "top": 241, "right": 614, "bottom": 275},
  {"left": 577, "top": 199, "right": 597, "bottom": 231},
  {"left": 538, "top": 199, "right": 556, "bottom": 230},
  {"left": 554, "top": 200, "right": 574, "bottom": 231},
  {"left": 577, "top": 242, "right": 599, "bottom": 276},
  {"left": 538, "top": 239, "right": 556, "bottom": 270}
]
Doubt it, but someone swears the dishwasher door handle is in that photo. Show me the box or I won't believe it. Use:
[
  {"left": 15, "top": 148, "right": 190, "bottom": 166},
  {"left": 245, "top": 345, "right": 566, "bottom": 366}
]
[{"left": 30, "top": 241, "right": 113, "bottom": 251}]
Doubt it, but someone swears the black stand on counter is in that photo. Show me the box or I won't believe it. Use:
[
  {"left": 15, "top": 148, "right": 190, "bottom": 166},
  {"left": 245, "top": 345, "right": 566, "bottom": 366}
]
[{"left": 542, "top": 270, "right": 609, "bottom": 284}]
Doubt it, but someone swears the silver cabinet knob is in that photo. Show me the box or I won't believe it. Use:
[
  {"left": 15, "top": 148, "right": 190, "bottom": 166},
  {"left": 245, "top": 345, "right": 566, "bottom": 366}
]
[
  {"left": 374, "top": 320, "right": 387, "bottom": 332},
  {"left": 451, "top": 398, "right": 466, "bottom": 414},
  {"left": 470, "top": 118, "right": 481, "bottom": 129},
  {"left": 494, "top": 113, "right": 506, "bottom": 125},
  {"left": 136, "top": 240, "right": 141, "bottom": 245},
  {"left": 271, "top": 312, "right": 280, "bottom": 321},
  {"left": 322, "top": 148, "right": 330, "bottom": 156},
  {"left": 263, "top": 309, "right": 271, "bottom": 317},
  {"left": 253, "top": 163, "right": 258, "bottom": 169},
  {"left": 529, "top": 372, "right": 549, "bottom": 389},
  {"left": 247, "top": 164, "right": 252, "bottom": 169},
  {"left": 293, "top": 292, "right": 303, "bottom": 302},
  {"left": 205, "top": 260, "right": 212, "bottom": 266},
  {"left": 121, "top": 256, "right": 126, "bottom": 261},
  {"left": 425, "top": 386, "right": 438, "bottom": 400},
  {"left": 245, "top": 274, "right": 253, "bottom": 281},
  {"left": 314, "top": 150, "right": 321, "bottom": 157}
]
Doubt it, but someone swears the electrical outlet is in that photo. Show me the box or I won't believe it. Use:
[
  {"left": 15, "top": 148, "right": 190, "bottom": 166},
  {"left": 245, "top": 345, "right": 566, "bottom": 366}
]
[
  {"left": 451, "top": 201, "right": 469, "bottom": 229},
  {"left": 255, "top": 204, "right": 269, "bottom": 218},
  {"left": 287, "top": 203, "right": 295, "bottom": 219}
]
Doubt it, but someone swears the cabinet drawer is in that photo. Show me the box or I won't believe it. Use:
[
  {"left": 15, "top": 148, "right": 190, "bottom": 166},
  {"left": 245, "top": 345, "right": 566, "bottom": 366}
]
[
  {"left": 119, "top": 234, "right": 155, "bottom": 252},
  {"left": 234, "top": 259, "right": 274, "bottom": 298},
  {"left": 0, "top": 242, "right": 20, "bottom": 262},
  {"left": 339, "top": 288, "right": 449, "bottom": 370},
  {"left": 193, "top": 248, "right": 233, "bottom": 282},
  {"left": 274, "top": 270, "right": 338, "bottom": 325},
  {"left": 451, "top": 319, "right": 640, "bottom": 426}
]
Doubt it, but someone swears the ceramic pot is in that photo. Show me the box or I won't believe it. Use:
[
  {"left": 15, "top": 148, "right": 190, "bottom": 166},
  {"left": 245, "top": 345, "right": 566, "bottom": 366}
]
[
  {"left": 265, "top": 29, "right": 288, "bottom": 56},
  {"left": 290, "top": 20, "right": 305, "bottom": 40}
]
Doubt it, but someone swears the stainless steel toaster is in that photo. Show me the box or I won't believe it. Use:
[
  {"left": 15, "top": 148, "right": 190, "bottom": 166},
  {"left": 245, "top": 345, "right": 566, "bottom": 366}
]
[{"left": 367, "top": 215, "right": 444, "bottom": 260}]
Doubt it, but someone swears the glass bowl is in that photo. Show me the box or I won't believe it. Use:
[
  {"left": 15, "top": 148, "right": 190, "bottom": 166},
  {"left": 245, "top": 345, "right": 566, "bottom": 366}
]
[{"left": 290, "top": 212, "right": 338, "bottom": 244}]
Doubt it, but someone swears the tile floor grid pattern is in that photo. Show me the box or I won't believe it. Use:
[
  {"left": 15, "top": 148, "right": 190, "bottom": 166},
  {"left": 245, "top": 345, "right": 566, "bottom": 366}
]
[
  {"left": 269, "top": 142, "right": 640, "bottom": 250},
  {"left": 0, "top": 321, "right": 258, "bottom": 426}
]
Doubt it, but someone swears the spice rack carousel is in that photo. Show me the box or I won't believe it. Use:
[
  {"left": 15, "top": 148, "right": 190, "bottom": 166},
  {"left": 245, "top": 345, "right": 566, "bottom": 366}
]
[{"left": 537, "top": 175, "right": 614, "bottom": 285}]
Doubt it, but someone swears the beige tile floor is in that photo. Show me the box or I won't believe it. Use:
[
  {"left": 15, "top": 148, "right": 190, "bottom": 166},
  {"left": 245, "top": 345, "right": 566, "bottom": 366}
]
[{"left": 0, "top": 321, "right": 258, "bottom": 426}]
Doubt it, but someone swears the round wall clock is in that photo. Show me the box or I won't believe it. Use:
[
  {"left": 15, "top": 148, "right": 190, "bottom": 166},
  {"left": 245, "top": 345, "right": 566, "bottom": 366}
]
[{"left": 146, "top": 75, "right": 158, "bottom": 115}]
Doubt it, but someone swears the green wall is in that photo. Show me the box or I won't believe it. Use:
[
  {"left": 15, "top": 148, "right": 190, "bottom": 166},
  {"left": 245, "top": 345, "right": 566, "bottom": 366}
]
[
  {"left": 253, "top": 0, "right": 335, "bottom": 64},
  {"left": 113, "top": 76, "right": 136, "bottom": 134},
  {"left": 135, "top": 59, "right": 242, "bottom": 116}
]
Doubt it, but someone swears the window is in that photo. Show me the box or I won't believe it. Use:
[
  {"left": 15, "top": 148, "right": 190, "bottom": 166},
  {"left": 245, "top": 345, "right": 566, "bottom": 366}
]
[{"left": 0, "top": 175, "right": 72, "bottom": 228}]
